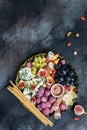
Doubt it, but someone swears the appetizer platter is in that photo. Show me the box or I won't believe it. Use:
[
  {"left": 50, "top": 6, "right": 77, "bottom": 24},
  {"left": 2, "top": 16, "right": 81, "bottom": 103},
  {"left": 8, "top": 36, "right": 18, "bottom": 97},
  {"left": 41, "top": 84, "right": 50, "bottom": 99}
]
[{"left": 15, "top": 52, "right": 78, "bottom": 118}]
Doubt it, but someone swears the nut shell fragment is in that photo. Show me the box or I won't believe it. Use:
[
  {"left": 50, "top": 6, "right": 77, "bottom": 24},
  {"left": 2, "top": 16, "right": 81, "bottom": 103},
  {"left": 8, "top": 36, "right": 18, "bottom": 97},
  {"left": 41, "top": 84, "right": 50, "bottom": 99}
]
[
  {"left": 67, "top": 32, "right": 72, "bottom": 37},
  {"left": 73, "top": 116, "right": 80, "bottom": 121},
  {"left": 80, "top": 16, "right": 86, "bottom": 21},
  {"left": 66, "top": 42, "right": 72, "bottom": 47}
]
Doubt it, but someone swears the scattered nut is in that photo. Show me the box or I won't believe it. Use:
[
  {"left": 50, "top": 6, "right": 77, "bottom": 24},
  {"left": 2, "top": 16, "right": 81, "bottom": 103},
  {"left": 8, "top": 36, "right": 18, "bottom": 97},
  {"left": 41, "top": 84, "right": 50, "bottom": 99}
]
[
  {"left": 73, "top": 50, "right": 78, "bottom": 55},
  {"left": 73, "top": 89, "right": 79, "bottom": 93},
  {"left": 80, "top": 16, "right": 86, "bottom": 21},
  {"left": 66, "top": 42, "right": 72, "bottom": 47},
  {"left": 67, "top": 32, "right": 72, "bottom": 37},
  {"left": 75, "top": 33, "right": 80, "bottom": 38},
  {"left": 73, "top": 116, "right": 80, "bottom": 121}
]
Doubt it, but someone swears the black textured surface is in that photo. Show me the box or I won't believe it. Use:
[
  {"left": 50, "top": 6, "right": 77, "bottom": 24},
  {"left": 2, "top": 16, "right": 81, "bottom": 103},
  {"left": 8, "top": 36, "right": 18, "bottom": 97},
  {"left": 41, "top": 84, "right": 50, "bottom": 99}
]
[{"left": 0, "top": 0, "right": 87, "bottom": 130}]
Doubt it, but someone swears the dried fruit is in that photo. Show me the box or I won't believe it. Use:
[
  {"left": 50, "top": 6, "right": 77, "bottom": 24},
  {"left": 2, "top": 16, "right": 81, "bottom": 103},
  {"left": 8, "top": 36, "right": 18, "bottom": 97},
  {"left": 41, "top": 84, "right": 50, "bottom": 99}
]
[
  {"left": 67, "top": 32, "right": 72, "bottom": 37},
  {"left": 80, "top": 16, "right": 86, "bottom": 21},
  {"left": 66, "top": 42, "right": 72, "bottom": 47},
  {"left": 73, "top": 88, "right": 79, "bottom": 93},
  {"left": 74, "top": 105, "right": 87, "bottom": 115},
  {"left": 52, "top": 59, "right": 59, "bottom": 65},
  {"left": 64, "top": 85, "right": 73, "bottom": 93},
  {"left": 52, "top": 54, "right": 59, "bottom": 61},
  {"left": 73, "top": 116, "right": 80, "bottom": 121}
]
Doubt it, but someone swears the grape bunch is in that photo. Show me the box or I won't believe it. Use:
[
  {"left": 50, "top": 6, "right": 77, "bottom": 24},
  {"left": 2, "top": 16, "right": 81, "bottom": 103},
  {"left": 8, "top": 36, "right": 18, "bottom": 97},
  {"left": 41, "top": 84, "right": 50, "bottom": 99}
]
[
  {"left": 36, "top": 86, "right": 56, "bottom": 116},
  {"left": 54, "top": 58, "right": 78, "bottom": 87},
  {"left": 31, "top": 56, "right": 47, "bottom": 75}
]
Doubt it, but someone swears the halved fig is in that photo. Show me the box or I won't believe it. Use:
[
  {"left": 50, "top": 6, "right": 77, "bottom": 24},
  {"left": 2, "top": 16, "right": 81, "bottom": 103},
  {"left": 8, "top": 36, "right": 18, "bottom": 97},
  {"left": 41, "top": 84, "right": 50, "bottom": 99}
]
[
  {"left": 18, "top": 80, "right": 25, "bottom": 89},
  {"left": 74, "top": 105, "right": 87, "bottom": 115},
  {"left": 38, "top": 69, "right": 47, "bottom": 77}
]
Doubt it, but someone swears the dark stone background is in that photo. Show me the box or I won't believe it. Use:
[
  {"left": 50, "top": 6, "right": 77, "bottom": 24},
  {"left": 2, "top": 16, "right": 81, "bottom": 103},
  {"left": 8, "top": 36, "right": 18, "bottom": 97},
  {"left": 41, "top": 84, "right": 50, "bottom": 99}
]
[{"left": 0, "top": 0, "right": 87, "bottom": 130}]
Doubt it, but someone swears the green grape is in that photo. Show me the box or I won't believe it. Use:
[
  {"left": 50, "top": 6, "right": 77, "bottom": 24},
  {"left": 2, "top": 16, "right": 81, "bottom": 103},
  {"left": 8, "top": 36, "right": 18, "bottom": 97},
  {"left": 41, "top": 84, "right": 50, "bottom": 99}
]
[
  {"left": 39, "top": 60, "right": 42, "bottom": 63},
  {"left": 33, "top": 67, "right": 37, "bottom": 72},
  {"left": 31, "top": 66, "right": 34, "bottom": 70},
  {"left": 42, "top": 63, "right": 45, "bottom": 68},
  {"left": 40, "top": 63, "right": 44, "bottom": 68},
  {"left": 43, "top": 62, "right": 47, "bottom": 66},
  {"left": 39, "top": 59, "right": 43, "bottom": 63},
  {"left": 32, "top": 62, "right": 36, "bottom": 66},
  {"left": 31, "top": 71, "right": 36, "bottom": 75},
  {"left": 36, "top": 63, "right": 40, "bottom": 68},
  {"left": 31, "top": 68, "right": 37, "bottom": 74},
  {"left": 33, "top": 71, "right": 37, "bottom": 75},
  {"left": 42, "top": 57, "right": 46, "bottom": 62},
  {"left": 34, "top": 57, "right": 38, "bottom": 62},
  {"left": 38, "top": 56, "right": 42, "bottom": 62},
  {"left": 39, "top": 64, "right": 42, "bottom": 68}
]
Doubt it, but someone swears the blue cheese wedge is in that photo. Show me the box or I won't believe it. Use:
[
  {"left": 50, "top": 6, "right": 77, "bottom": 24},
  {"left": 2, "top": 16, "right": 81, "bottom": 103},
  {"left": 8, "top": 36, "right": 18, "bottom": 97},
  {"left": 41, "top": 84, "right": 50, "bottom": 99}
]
[{"left": 19, "top": 67, "right": 35, "bottom": 80}]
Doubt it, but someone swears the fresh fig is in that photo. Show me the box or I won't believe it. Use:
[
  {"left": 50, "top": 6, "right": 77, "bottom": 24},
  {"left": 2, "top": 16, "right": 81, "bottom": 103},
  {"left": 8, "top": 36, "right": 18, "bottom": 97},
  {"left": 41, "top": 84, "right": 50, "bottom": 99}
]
[
  {"left": 64, "top": 85, "right": 73, "bottom": 93},
  {"left": 38, "top": 69, "right": 47, "bottom": 77},
  {"left": 74, "top": 105, "right": 87, "bottom": 115}
]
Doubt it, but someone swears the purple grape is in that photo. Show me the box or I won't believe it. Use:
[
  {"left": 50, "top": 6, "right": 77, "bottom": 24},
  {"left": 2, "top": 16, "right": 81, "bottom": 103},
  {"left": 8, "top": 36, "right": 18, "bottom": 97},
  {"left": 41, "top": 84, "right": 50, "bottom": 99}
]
[
  {"left": 36, "top": 97, "right": 41, "bottom": 104},
  {"left": 60, "top": 70, "right": 67, "bottom": 76},
  {"left": 42, "top": 108, "right": 50, "bottom": 116},
  {"left": 45, "top": 89, "right": 51, "bottom": 97},
  {"left": 65, "top": 82, "right": 70, "bottom": 87},
  {"left": 49, "top": 96, "right": 56, "bottom": 104},
  {"left": 26, "top": 62, "right": 32, "bottom": 68},
  {"left": 49, "top": 107, "right": 54, "bottom": 114},
  {"left": 36, "top": 91, "right": 43, "bottom": 98},
  {"left": 37, "top": 104, "right": 42, "bottom": 111},
  {"left": 41, "top": 96, "right": 47, "bottom": 102},
  {"left": 68, "top": 71, "right": 74, "bottom": 77},
  {"left": 71, "top": 78, "right": 75, "bottom": 82},
  {"left": 55, "top": 63, "right": 61, "bottom": 70},
  {"left": 46, "top": 101, "right": 51, "bottom": 108},
  {"left": 58, "top": 77, "right": 64, "bottom": 82},
  {"left": 60, "top": 59, "right": 66, "bottom": 65},
  {"left": 66, "top": 76, "right": 71, "bottom": 82},
  {"left": 39, "top": 87, "right": 45, "bottom": 95},
  {"left": 41, "top": 103, "right": 47, "bottom": 109}
]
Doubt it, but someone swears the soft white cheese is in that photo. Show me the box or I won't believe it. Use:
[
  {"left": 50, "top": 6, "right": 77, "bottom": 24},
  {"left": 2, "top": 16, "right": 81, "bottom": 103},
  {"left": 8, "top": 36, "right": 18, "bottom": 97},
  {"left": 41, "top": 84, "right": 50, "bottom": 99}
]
[
  {"left": 23, "top": 87, "right": 30, "bottom": 95},
  {"left": 48, "top": 51, "right": 54, "bottom": 59},
  {"left": 25, "top": 94, "right": 31, "bottom": 100}
]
